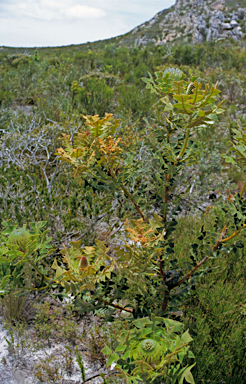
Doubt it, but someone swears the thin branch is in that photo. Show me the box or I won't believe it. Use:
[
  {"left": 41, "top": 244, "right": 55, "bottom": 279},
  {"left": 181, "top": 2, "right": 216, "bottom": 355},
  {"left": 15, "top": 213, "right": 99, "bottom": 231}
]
[
  {"left": 121, "top": 184, "right": 146, "bottom": 222},
  {"left": 83, "top": 371, "right": 108, "bottom": 383},
  {"left": 221, "top": 223, "right": 246, "bottom": 243},
  {"left": 75, "top": 213, "right": 108, "bottom": 241},
  {"left": 28, "top": 260, "right": 52, "bottom": 282},
  {"left": 173, "top": 225, "right": 228, "bottom": 288},
  {"left": 101, "top": 298, "right": 133, "bottom": 313}
]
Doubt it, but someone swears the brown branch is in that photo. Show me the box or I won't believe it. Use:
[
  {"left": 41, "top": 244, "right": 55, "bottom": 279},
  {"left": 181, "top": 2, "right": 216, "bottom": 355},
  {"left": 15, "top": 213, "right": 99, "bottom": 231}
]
[
  {"left": 101, "top": 299, "right": 133, "bottom": 313},
  {"left": 163, "top": 174, "right": 171, "bottom": 223},
  {"left": 161, "top": 289, "right": 169, "bottom": 312},
  {"left": 172, "top": 225, "right": 228, "bottom": 288},
  {"left": 121, "top": 184, "right": 146, "bottom": 222},
  {"left": 158, "top": 253, "right": 170, "bottom": 313},
  {"left": 109, "top": 169, "right": 146, "bottom": 222},
  {"left": 159, "top": 257, "right": 165, "bottom": 279}
]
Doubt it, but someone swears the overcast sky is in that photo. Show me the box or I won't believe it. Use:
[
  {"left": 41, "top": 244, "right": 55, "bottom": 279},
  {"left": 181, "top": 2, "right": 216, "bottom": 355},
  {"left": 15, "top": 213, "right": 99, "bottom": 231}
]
[{"left": 0, "top": 0, "right": 175, "bottom": 48}]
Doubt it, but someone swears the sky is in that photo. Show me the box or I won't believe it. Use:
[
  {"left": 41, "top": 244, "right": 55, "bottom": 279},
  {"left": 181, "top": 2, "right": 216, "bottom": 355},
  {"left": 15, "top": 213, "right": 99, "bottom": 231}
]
[{"left": 0, "top": 0, "right": 175, "bottom": 48}]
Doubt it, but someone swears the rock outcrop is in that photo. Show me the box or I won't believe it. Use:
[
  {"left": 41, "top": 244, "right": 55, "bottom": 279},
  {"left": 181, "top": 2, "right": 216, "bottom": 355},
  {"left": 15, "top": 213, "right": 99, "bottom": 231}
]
[{"left": 132, "top": 0, "right": 246, "bottom": 46}]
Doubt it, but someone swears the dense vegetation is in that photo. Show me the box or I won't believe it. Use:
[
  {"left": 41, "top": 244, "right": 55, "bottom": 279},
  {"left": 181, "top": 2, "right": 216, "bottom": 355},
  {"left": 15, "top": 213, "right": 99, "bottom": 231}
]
[{"left": 1, "top": 37, "right": 246, "bottom": 383}]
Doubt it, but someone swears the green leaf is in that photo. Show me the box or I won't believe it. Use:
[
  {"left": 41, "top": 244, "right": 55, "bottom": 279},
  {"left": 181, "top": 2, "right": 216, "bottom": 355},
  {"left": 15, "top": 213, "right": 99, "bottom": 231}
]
[
  {"left": 64, "top": 282, "right": 71, "bottom": 294},
  {"left": 101, "top": 346, "right": 112, "bottom": 355},
  {"left": 164, "top": 318, "right": 183, "bottom": 332},
  {"left": 174, "top": 103, "right": 193, "bottom": 112},
  {"left": 187, "top": 351, "right": 195, "bottom": 358},
  {"left": 0, "top": 256, "right": 8, "bottom": 262},
  {"left": 115, "top": 344, "right": 127, "bottom": 352},
  {"left": 106, "top": 352, "right": 119, "bottom": 367},
  {"left": 29, "top": 221, "right": 47, "bottom": 230},
  {"left": 54, "top": 266, "right": 64, "bottom": 279},
  {"left": 174, "top": 94, "right": 193, "bottom": 102},
  {"left": 198, "top": 110, "right": 206, "bottom": 116},
  {"left": 123, "top": 349, "right": 131, "bottom": 359},
  {"left": 181, "top": 329, "right": 193, "bottom": 344},
  {"left": 179, "top": 363, "right": 196, "bottom": 384},
  {"left": 133, "top": 317, "right": 152, "bottom": 329},
  {"left": 215, "top": 108, "right": 225, "bottom": 114},
  {"left": 70, "top": 239, "right": 82, "bottom": 249},
  {"left": 164, "top": 104, "right": 174, "bottom": 112},
  {"left": 51, "top": 258, "right": 59, "bottom": 270},
  {"left": 70, "top": 282, "right": 77, "bottom": 296}
]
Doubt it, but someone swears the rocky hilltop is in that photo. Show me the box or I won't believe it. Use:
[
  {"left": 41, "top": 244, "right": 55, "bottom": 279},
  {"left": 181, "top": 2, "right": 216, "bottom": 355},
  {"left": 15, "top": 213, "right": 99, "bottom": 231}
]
[{"left": 120, "top": 0, "right": 246, "bottom": 46}]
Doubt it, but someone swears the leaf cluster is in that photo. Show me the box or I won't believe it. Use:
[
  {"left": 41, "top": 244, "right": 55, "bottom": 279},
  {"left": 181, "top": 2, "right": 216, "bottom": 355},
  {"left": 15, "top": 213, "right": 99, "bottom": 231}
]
[{"left": 102, "top": 314, "right": 195, "bottom": 384}]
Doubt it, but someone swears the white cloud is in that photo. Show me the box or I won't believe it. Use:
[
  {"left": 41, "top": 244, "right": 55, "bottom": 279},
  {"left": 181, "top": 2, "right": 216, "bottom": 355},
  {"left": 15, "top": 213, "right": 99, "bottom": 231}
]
[
  {"left": 65, "top": 5, "right": 106, "bottom": 19},
  {"left": 0, "top": 0, "right": 175, "bottom": 47},
  {"left": 0, "top": 0, "right": 106, "bottom": 21}
]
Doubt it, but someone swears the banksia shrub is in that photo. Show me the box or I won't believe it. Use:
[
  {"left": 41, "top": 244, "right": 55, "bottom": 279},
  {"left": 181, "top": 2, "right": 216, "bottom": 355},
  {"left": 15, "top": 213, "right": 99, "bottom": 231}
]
[{"left": 7, "top": 228, "right": 32, "bottom": 253}]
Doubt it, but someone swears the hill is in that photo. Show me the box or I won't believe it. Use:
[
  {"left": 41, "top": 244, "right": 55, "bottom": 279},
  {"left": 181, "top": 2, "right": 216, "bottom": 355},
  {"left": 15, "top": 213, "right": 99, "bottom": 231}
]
[
  {"left": 117, "top": 0, "right": 246, "bottom": 47},
  {"left": 1, "top": 0, "right": 246, "bottom": 52}
]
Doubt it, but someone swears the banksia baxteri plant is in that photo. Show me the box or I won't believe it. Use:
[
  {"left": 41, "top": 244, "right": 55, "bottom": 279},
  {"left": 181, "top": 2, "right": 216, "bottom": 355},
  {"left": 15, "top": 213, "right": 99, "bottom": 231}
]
[
  {"left": 7, "top": 228, "right": 32, "bottom": 253},
  {"left": 136, "top": 338, "right": 163, "bottom": 364},
  {"left": 79, "top": 255, "right": 89, "bottom": 270}
]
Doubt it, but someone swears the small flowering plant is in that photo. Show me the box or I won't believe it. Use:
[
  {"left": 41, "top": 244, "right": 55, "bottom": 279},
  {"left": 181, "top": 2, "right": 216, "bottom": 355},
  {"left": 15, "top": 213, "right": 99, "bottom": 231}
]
[
  {"left": 102, "top": 313, "right": 195, "bottom": 384},
  {"left": 51, "top": 238, "right": 116, "bottom": 295}
]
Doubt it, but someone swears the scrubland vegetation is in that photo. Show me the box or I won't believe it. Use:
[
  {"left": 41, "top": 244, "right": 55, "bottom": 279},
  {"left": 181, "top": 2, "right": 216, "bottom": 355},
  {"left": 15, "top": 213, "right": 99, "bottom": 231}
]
[{"left": 1, "top": 38, "right": 246, "bottom": 383}]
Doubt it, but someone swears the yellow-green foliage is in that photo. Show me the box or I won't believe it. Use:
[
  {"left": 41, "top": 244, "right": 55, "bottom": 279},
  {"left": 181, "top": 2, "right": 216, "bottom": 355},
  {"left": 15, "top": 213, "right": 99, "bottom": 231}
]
[
  {"left": 102, "top": 314, "right": 195, "bottom": 384},
  {"left": 7, "top": 227, "right": 32, "bottom": 253},
  {"left": 51, "top": 238, "right": 115, "bottom": 295}
]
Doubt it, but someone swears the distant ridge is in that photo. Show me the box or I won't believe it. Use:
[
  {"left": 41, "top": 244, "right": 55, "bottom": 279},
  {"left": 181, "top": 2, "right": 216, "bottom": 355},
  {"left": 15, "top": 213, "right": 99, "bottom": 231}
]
[{"left": 117, "top": 0, "right": 246, "bottom": 46}]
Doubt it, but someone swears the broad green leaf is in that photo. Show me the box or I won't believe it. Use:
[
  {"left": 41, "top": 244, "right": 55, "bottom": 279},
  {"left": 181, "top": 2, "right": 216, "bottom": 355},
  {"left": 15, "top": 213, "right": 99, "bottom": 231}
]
[
  {"left": 70, "top": 239, "right": 82, "bottom": 248},
  {"left": 51, "top": 258, "right": 59, "bottom": 270},
  {"left": 64, "top": 282, "right": 71, "bottom": 294},
  {"left": 198, "top": 110, "right": 206, "bottom": 117},
  {"left": 101, "top": 346, "right": 112, "bottom": 355},
  {"left": 179, "top": 363, "right": 196, "bottom": 384},
  {"left": 106, "top": 352, "right": 119, "bottom": 367},
  {"left": 115, "top": 343, "right": 127, "bottom": 352},
  {"left": 133, "top": 317, "right": 152, "bottom": 328},
  {"left": 54, "top": 266, "right": 64, "bottom": 279},
  {"left": 174, "top": 94, "right": 193, "bottom": 102},
  {"left": 164, "top": 104, "right": 174, "bottom": 112},
  {"left": 164, "top": 318, "right": 183, "bottom": 332},
  {"left": 181, "top": 329, "right": 193, "bottom": 344}
]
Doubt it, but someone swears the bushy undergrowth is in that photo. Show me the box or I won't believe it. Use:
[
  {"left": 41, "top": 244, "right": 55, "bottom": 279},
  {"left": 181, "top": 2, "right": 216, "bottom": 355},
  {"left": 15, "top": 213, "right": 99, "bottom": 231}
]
[{"left": 1, "top": 38, "right": 246, "bottom": 383}]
